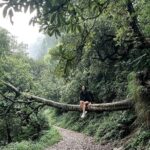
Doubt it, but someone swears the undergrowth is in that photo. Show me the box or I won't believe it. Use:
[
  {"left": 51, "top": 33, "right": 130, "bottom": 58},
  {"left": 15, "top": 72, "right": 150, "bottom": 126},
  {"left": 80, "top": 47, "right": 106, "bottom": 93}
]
[
  {"left": 124, "top": 128, "right": 150, "bottom": 150},
  {"left": 48, "top": 108, "right": 150, "bottom": 149},
  {"left": 48, "top": 109, "right": 136, "bottom": 142},
  {"left": 0, "top": 127, "right": 61, "bottom": 150},
  {"left": 0, "top": 110, "right": 62, "bottom": 150}
]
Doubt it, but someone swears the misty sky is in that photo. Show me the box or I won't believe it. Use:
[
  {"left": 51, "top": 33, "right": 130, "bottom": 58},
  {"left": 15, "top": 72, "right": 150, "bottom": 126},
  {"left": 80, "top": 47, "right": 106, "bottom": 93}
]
[
  {"left": 0, "top": 6, "right": 59, "bottom": 59},
  {"left": 0, "top": 8, "right": 44, "bottom": 46}
]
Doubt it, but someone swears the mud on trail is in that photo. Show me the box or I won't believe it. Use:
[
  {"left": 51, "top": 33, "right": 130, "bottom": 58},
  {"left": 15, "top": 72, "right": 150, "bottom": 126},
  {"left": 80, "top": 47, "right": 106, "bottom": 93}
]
[{"left": 45, "top": 127, "right": 114, "bottom": 150}]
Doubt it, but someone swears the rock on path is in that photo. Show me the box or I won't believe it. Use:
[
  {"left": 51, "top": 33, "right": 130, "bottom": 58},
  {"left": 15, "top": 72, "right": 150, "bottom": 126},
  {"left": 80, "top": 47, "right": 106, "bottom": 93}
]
[{"left": 45, "top": 127, "right": 113, "bottom": 150}]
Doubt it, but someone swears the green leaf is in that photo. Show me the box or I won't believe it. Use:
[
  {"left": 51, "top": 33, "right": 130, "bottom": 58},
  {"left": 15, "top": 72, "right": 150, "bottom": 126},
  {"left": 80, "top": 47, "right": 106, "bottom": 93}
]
[
  {"left": 30, "top": 5, "right": 34, "bottom": 13},
  {"left": 0, "top": 3, "right": 5, "bottom": 8},
  {"left": 77, "top": 25, "right": 82, "bottom": 33},
  {"left": 39, "top": 27, "right": 43, "bottom": 32},
  {"left": 13, "top": 5, "right": 20, "bottom": 12},
  {"left": 9, "top": 9, "right": 14, "bottom": 25},
  {"left": 92, "top": 4, "right": 99, "bottom": 12},
  {"left": 51, "top": 13, "right": 57, "bottom": 23},
  {"left": 29, "top": 18, "right": 33, "bottom": 25},
  {"left": 3, "top": 5, "right": 9, "bottom": 18},
  {"left": 48, "top": 30, "right": 55, "bottom": 36},
  {"left": 24, "top": 5, "right": 29, "bottom": 13},
  {"left": 29, "top": 17, "right": 36, "bottom": 26},
  {"left": 56, "top": 14, "right": 61, "bottom": 27},
  {"left": 55, "top": 29, "right": 61, "bottom": 37}
]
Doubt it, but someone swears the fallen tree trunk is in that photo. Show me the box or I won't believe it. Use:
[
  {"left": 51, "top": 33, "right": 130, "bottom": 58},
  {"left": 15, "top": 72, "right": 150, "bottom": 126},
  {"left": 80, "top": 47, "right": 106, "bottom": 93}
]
[{"left": 1, "top": 81, "right": 134, "bottom": 112}]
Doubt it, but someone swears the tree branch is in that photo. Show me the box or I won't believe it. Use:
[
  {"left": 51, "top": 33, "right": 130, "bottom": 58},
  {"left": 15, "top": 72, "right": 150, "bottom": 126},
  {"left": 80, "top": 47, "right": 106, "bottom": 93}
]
[{"left": 1, "top": 81, "right": 134, "bottom": 112}]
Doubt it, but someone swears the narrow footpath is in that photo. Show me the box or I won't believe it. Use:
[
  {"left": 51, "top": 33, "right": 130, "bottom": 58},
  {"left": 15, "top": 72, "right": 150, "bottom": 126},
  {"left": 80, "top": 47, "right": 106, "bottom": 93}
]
[{"left": 46, "top": 127, "right": 115, "bottom": 150}]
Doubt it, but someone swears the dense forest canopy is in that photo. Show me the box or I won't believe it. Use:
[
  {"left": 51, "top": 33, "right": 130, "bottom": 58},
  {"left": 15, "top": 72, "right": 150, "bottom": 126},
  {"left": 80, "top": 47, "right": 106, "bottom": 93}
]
[
  {"left": 0, "top": 0, "right": 150, "bottom": 149},
  {"left": 1, "top": 0, "right": 149, "bottom": 74}
]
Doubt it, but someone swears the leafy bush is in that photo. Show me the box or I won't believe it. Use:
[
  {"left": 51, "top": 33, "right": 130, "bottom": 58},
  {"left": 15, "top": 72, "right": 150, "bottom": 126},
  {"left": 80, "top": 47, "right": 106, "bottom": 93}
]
[
  {"left": 128, "top": 72, "right": 150, "bottom": 127},
  {"left": 51, "top": 110, "right": 135, "bottom": 142},
  {"left": 124, "top": 129, "right": 150, "bottom": 150},
  {"left": 0, "top": 127, "right": 61, "bottom": 150}
]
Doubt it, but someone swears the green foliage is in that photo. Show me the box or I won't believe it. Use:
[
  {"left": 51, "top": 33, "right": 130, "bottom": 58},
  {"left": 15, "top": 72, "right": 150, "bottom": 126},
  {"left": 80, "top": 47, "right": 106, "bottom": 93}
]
[
  {"left": 137, "top": 1, "right": 150, "bottom": 37},
  {"left": 124, "top": 129, "right": 150, "bottom": 150},
  {"left": 127, "top": 72, "right": 142, "bottom": 101},
  {"left": 1, "top": 127, "right": 61, "bottom": 150},
  {"left": 1, "top": 55, "right": 33, "bottom": 89},
  {"left": 1, "top": 0, "right": 149, "bottom": 40},
  {"left": 0, "top": 28, "right": 11, "bottom": 55},
  {"left": 0, "top": 28, "right": 60, "bottom": 147},
  {"left": 50, "top": 110, "right": 136, "bottom": 142},
  {"left": 0, "top": 0, "right": 150, "bottom": 149},
  {"left": 127, "top": 72, "right": 150, "bottom": 127}
]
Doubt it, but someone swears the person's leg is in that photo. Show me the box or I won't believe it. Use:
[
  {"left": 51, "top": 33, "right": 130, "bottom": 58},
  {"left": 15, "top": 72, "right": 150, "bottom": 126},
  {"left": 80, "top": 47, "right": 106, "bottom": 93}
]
[
  {"left": 80, "top": 101, "right": 84, "bottom": 110},
  {"left": 81, "top": 102, "right": 85, "bottom": 118},
  {"left": 84, "top": 101, "right": 89, "bottom": 110},
  {"left": 87, "top": 102, "right": 91, "bottom": 109},
  {"left": 82, "top": 102, "right": 86, "bottom": 113},
  {"left": 80, "top": 101, "right": 86, "bottom": 118},
  {"left": 81, "top": 101, "right": 89, "bottom": 118}
]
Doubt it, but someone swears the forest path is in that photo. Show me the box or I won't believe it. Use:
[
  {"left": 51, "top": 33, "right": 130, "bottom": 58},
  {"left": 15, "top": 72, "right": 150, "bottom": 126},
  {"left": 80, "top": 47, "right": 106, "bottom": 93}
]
[{"left": 45, "top": 126, "right": 114, "bottom": 150}]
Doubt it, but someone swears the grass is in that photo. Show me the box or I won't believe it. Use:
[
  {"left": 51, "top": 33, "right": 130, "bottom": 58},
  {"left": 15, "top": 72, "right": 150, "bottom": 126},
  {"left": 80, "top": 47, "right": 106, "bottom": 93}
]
[
  {"left": 1, "top": 127, "right": 61, "bottom": 150},
  {"left": 0, "top": 109, "right": 62, "bottom": 150},
  {"left": 49, "top": 107, "right": 150, "bottom": 150},
  {"left": 48, "top": 109, "right": 135, "bottom": 141}
]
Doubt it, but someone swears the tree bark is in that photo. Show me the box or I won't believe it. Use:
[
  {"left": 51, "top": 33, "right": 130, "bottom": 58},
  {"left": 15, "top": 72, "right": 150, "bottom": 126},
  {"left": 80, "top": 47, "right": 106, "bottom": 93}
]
[
  {"left": 5, "top": 120, "right": 12, "bottom": 144},
  {"left": 126, "top": 0, "right": 143, "bottom": 38},
  {"left": 1, "top": 81, "right": 134, "bottom": 112}
]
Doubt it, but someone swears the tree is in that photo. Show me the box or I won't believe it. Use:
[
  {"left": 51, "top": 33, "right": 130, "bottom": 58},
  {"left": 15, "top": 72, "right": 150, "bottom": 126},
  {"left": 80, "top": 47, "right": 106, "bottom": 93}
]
[
  {"left": 1, "top": 81, "right": 133, "bottom": 112},
  {"left": 0, "top": 0, "right": 150, "bottom": 142},
  {"left": 0, "top": 28, "right": 49, "bottom": 145},
  {"left": 0, "top": 28, "right": 11, "bottom": 56},
  {"left": 0, "top": 0, "right": 149, "bottom": 45}
]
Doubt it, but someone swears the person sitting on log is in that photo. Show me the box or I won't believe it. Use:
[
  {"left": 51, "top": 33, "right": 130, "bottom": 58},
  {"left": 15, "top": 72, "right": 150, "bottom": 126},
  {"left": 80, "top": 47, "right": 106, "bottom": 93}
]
[{"left": 80, "top": 85, "right": 94, "bottom": 118}]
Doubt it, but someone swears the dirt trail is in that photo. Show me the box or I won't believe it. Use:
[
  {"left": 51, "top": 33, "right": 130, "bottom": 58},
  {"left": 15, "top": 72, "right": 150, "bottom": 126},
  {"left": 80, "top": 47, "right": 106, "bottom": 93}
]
[{"left": 45, "top": 127, "right": 114, "bottom": 150}]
